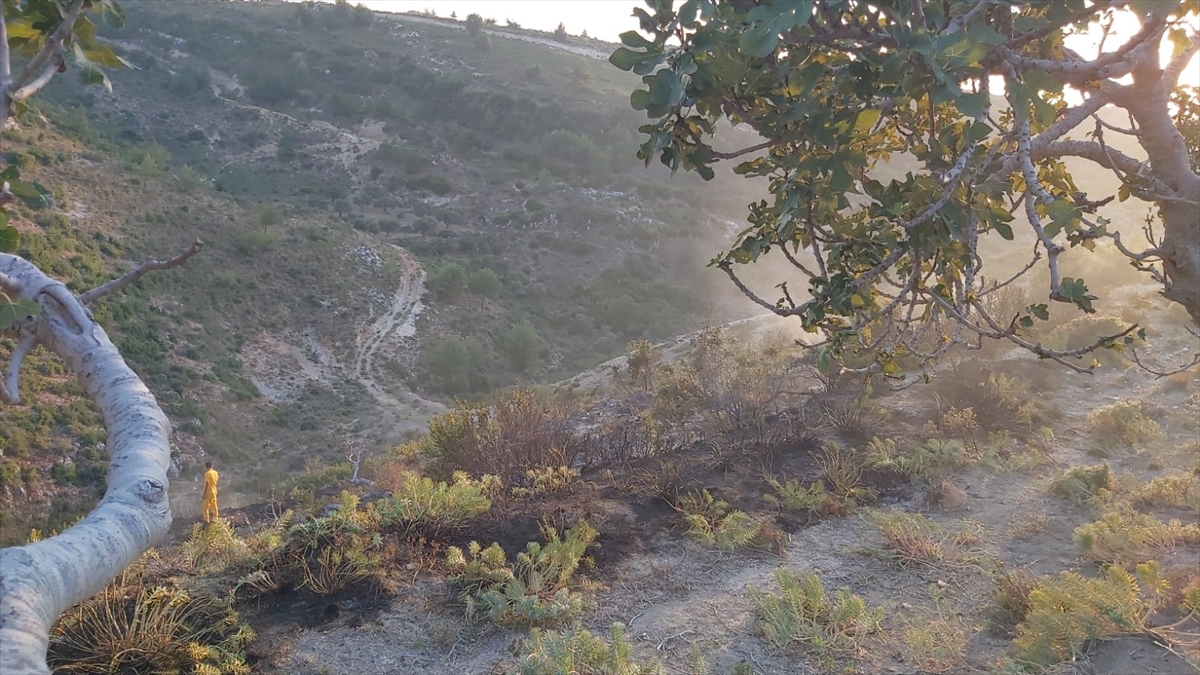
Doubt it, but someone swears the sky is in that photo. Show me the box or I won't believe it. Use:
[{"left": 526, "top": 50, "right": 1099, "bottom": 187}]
[
  {"left": 342, "top": 1, "right": 1197, "bottom": 87},
  {"left": 350, "top": 0, "right": 641, "bottom": 40}
]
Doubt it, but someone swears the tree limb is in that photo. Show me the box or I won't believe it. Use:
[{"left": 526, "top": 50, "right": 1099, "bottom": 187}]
[
  {"left": 1163, "top": 30, "right": 1200, "bottom": 85},
  {"left": 3, "top": 0, "right": 86, "bottom": 124},
  {"left": 0, "top": 252, "right": 173, "bottom": 675},
  {"left": 79, "top": 240, "right": 205, "bottom": 305}
]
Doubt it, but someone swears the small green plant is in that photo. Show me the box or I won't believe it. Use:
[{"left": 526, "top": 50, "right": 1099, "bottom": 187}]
[
  {"left": 179, "top": 518, "right": 249, "bottom": 571},
  {"left": 1073, "top": 509, "right": 1200, "bottom": 566},
  {"left": 1087, "top": 400, "right": 1163, "bottom": 448},
  {"left": 377, "top": 470, "right": 497, "bottom": 536},
  {"left": 513, "top": 465, "right": 579, "bottom": 498},
  {"left": 867, "top": 510, "right": 947, "bottom": 566},
  {"left": 867, "top": 437, "right": 968, "bottom": 483},
  {"left": 48, "top": 580, "right": 255, "bottom": 674},
  {"left": 747, "top": 568, "right": 883, "bottom": 662},
  {"left": 1049, "top": 463, "right": 1117, "bottom": 505},
  {"left": 446, "top": 519, "right": 598, "bottom": 626},
  {"left": 260, "top": 492, "right": 382, "bottom": 595},
  {"left": 815, "top": 443, "right": 873, "bottom": 503},
  {"left": 987, "top": 563, "right": 1036, "bottom": 634},
  {"left": 1128, "top": 472, "right": 1200, "bottom": 512},
  {"left": 517, "top": 623, "right": 664, "bottom": 675},
  {"left": 676, "top": 489, "right": 775, "bottom": 552},
  {"left": 1013, "top": 563, "right": 1168, "bottom": 665}
]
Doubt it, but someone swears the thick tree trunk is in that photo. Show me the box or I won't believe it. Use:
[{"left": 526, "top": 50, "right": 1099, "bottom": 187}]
[
  {"left": 1124, "top": 43, "right": 1200, "bottom": 327},
  {"left": 0, "top": 253, "right": 173, "bottom": 675}
]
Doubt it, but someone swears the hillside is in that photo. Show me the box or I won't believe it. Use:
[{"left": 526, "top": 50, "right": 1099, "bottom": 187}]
[{"left": 0, "top": 0, "right": 783, "bottom": 540}]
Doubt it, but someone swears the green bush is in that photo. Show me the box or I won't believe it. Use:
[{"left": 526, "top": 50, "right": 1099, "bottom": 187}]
[
  {"left": 377, "top": 470, "right": 497, "bottom": 536},
  {"left": 748, "top": 569, "right": 883, "bottom": 662},
  {"left": 1049, "top": 464, "right": 1116, "bottom": 505},
  {"left": 1013, "top": 564, "right": 1164, "bottom": 665},
  {"left": 259, "top": 492, "right": 382, "bottom": 595},
  {"left": 0, "top": 461, "right": 20, "bottom": 489},
  {"left": 446, "top": 519, "right": 598, "bottom": 626},
  {"left": 48, "top": 580, "right": 255, "bottom": 675},
  {"left": 518, "top": 623, "right": 664, "bottom": 675},
  {"left": 1087, "top": 400, "right": 1163, "bottom": 448}
]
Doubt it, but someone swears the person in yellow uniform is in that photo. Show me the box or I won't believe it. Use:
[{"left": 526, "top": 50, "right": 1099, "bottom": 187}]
[{"left": 202, "top": 461, "right": 219, "bottom": 524}]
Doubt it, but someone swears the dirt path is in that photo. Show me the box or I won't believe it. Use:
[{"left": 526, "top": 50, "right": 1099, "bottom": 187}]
[
  {"left": 350, "top": 246, "right": 446, "bottom": 419},
  {"left": 245, "top": 245, "right": 443, "bottom": 432}
]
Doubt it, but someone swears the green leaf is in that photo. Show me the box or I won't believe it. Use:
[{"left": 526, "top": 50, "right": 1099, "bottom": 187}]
[
  {"left": 854, "top": 108, "right": 882, "bottom": 133},
  {"left": 1058, "top": 277, "right": 1098, "bottom": 312},
  {"left": 0, "top": 298, "right": 40, "bottom": 332},
  {"left": 7, "top": 180, "right": 55, "bottom": 209},
  {"left": 1028, "top": 304, "right": 1049, "bottom": 321},
  {"left": 955, "top": 92, "right": 988, "bottom": 118},
  {"left": 79, "top": 63, "right": 113, "bottom": 93},
  {"left": 609, "top": 47, "right": 663, "bottom": 73},
  {"left": 0, "top": 165, "right": 19, "bottom": 181},
  {"left": 0, "top": 224, "right": 18, "bottom": 253},
  {"left": 619, "top": 30, "right": 653, "bottom": 49},
  {"left": 630, "top": 89, "right": 651, "bottom": 110},
  {"left": 738, "top": 25, "right": 778, "bottom": 58},
  {"left": 992, "top": 221, "right": 1013, "bottom": 240}
]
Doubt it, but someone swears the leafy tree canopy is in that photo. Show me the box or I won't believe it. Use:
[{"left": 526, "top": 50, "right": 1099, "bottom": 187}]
[{"left": 614, "top": 0, "right": 1200, "bottom": 376}]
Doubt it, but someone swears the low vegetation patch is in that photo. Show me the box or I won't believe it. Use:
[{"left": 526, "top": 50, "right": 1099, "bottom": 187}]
[
  {"left": 447, "top": 519, "right": 598, "bottom": 626},
  {"left": 1128, "top": 472, "right": 1200, "bottom": 512},
  {"left": 377, "top": 470, "right": 498, "bottom": 536},
  {"left": 516, "top": 623, "right": 664, "bottom": 675},
  {"left": 1049, "top": 464, "right": 1117, "bottom": 505},
  {"left": 49, "top": 577, "right": 255, "bottom": 675},
  {"left": 1087, "top": 400, "right": 1164, "bottom": 448},
  {"left": 1073, "top": 510, "right": 1200, "bottom": 566},
  {"left": 676, "top": 489, "right": 779, "bottom": 552},
  {"left": 747, "top": 568, "right": 883, "bottom": 663},
  {"left": 1013, "top": 563, "right": 1167, "bottom": 666}
]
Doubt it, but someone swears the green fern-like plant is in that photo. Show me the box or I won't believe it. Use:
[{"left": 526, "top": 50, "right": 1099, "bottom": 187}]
[
  {"left": 676, "top": 489, "right": 770, "bottom": 551},
  {"left": 518, "top": 622, "right": 664, "bottom": 675},
  {"left": 49, "top": 582, "right": 256, "bottom": 675},
  {"left": 1012, "top": 564, "right": 1167, "bottom": 665},
  {"left": 378, "top": 470, "right": 496, "bottom": 535},
  {"left": 447, "top": 519, "right": 598, "bottom": 626},
  {"left": 1073, "top": 509, "right": 1200, "bottom": 566},
  {"left": 748, "top": 568, "right": 882, "bottom": 662},
  {"left": 1049, "top": 464, "right": 1116, "bottom": 505},
  {"left": 513, "top": 465, "right": 580, "bottom": 498},
  {"left": 179, "top": 518, "right": 249, "bottom": 571},
  {"left": 265, "top": 492, "right": 382, "bottom": 595}
]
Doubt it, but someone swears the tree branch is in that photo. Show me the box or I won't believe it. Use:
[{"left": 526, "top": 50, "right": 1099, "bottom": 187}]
[
  {"left": 712, "top": 140, "right": 775, "bottom": 161},
  {"left": 0, "top": 252, "right": 172, "bottom": 674},
  {"left": 79, "top": 241, "right": 205, "bottom": 305},
  {"left": 4, "top": 0, "right": 86, "bottom": 122},
  {"left": 1163, "top": 30, "right": 1200, "bottom": 85}
]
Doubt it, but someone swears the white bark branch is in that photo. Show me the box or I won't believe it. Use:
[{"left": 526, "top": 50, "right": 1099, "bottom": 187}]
[
  {"left": 79, "top": 240, "right": 204, "bottom": 305},
  {"left": 0, "top": 252, "right": 173, "bottom": 675}
]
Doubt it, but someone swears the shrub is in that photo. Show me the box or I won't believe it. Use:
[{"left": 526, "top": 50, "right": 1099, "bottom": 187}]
[
  {"left": 518, "top": 623, "right": 664, "bottom": 675},
  {"left": 1044, "top": 315, "right": 1132, "bottom": 366},
  {"left": 868, "top": 510, "right": 948, "bottom": 567},
  {"left": 1049, "top": 463, "right": 1117, "bottom": 505},
  {"left": 0, "top": 461, "right": 19, "bottom": 488},
  {"left": 512, "top": 466, "right": 579, "bottom": 498},
  {"left": 1129, "top": 472, "right": 1200, "bottom": 512},
  {"left": 233, "top": 230, "right": 279, "bottom": 254},
  {"left": 764, "top": 477, "right": 842, "bottom": 518},
  {"left": 987, "top": 563, "right": 1036, "bottom": 634},
  {"left": 1013, "top": 563, "right": 1166, "bottom": 665},
  {"left": 48, "top": 581, "right": 255, "bottom": 674},
  {"left": 260, "top": 492, "right": 382, "bottom": 595},
  {"left": 428, "top": 262, "right": 467, "bottom": 302},
  {"left": 676, "top": 489, "right": 778, "bottom": 552},
  {"left": 1073, "top": 510, "right": 1200, "bottom": 566},
  {"left": 1087, "top": 400, "right": 1163, "bottom": 448},
  {"left": 423, "top": 388, "right": 586, "bottom": 482},
  {"left": 866, "top": 437, "right": 969, "bottom": 483},
  {"left": 748, "top": 569, "right": 883, "bottom": 662},
  {"left": 377, "top": 470, "right": 497, "bottom": 536},
  {"left": 179, "top": 519, "right": 249, "bottom": 571},
  {"left": 446, "top": 519, "right": 598, "bottom": 626}
]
